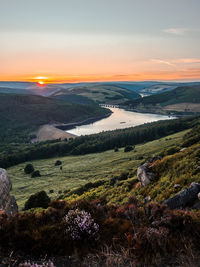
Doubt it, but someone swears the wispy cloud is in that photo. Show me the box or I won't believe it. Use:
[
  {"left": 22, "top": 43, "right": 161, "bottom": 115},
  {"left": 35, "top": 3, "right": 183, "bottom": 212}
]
[
  {"left": 176, "top": 58, "right": 200, "bottom": 64},
  {"left": 163, "top": 28, "right": 200, "bottom": 36},
  {"left": 151, "top": 59, "right": 176, "bottom": 67},
  {"left": 151, "top": 58, "right": 200, "bottom": 68}
]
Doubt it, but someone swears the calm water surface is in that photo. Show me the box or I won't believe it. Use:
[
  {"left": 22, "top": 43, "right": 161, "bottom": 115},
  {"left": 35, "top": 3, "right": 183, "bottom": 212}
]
[{"left": 67, "top": 108, "right": 174, "bottom": 136}]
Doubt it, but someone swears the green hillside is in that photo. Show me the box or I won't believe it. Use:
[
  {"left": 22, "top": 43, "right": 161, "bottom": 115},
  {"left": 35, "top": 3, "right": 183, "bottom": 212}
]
[
  {"left": 7, "top": 129, "right": 188, "bottom": 210},
  {"left": 51, "top": 84, "right": 141, "bottom": 105},
  {"left": 125, "top": 85, "right": 200, "bottom": 113},
  {"left": 0, "top": 93, "right": 110, "bottom": 144}
]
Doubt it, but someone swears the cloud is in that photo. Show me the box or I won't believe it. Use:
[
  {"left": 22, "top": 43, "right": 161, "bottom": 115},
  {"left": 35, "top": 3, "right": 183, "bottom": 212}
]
[
  {"left": 151, "top": 58, "right": 200, "bottom": 68},
  {"left": 176, "top": 58, "right": 200, "bottom": 64},
  {"left": 163, "top": 28, "right": 200, "bottom": 36},
  {"left": 151, "top": 59, "right": 176, "bottom": 67}
]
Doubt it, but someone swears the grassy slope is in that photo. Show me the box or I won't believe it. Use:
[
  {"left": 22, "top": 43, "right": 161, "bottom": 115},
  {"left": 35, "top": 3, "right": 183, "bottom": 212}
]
[
  {"left": 125, "top": 85, "right": 200, "bottom": 113},
  {"left": 52, "top": 84, "right": 141, "bottom": 105},
  {"left": 7, "top": 129, "right": 187, "bottom": 210}
]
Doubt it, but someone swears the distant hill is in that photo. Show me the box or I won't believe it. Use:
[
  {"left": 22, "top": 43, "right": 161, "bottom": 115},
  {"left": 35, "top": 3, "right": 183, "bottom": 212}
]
[
  {"left": 0, "top": 93, "right": 110, "bottom": 143},
  {"left": 51, "top": 84, "right": 141, "bottom": 105},
  {"left": 125, "top": 85, "right": 200, "bottom": 113}
]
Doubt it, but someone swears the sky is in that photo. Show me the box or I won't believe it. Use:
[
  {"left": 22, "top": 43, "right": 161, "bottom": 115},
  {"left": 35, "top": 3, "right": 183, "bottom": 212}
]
[{"left": 0, "top": 0, "right": 200, "bottom": 83}]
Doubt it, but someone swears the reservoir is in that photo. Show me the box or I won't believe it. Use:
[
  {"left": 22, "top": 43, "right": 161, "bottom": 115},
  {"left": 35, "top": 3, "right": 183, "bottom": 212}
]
[{"left": 67, "top": 107, "right": 174, "bottom": 136}]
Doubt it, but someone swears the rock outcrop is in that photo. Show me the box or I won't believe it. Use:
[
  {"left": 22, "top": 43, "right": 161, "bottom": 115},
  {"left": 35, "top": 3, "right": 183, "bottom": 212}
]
[
  {"left": 137, "top": 163, "right": 154, "bottom": 187},
  {"left": 163, "top": 182, "right": 200, "bottom": 209},
  {"left": 0, "top": 168, "right": 18, "bottom": 215},
  {"left": 137, "top": 156, "right": 159, "bottom": 187}
]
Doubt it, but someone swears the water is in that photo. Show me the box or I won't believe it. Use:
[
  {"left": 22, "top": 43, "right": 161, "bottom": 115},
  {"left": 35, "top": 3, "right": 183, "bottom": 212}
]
[{"left": 67, "top": 108, "right": 174, "bottom": 136}]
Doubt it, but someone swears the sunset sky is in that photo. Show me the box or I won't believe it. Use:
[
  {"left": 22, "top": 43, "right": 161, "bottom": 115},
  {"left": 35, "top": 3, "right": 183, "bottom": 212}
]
[{"left": 0, "top": 0, "right": 200, "bottom": 83}]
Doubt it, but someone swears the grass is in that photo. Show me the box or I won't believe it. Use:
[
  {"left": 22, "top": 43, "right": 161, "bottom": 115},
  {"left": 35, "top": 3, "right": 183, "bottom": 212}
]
[
  {"left": 7, "top": 129, "right": 188, "bottom": 210},
  {"left": 52, "top": 84, "right": 141, "bottom": 105}
]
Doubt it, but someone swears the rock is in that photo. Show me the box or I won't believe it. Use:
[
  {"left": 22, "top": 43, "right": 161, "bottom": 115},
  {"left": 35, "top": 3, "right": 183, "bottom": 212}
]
[
  {"left": 192, "top": 201, "right": 200, "bottom": 210},
  {"left": 0, "top": 168, "right": 18, "bottom": 215},
  {"left": 144, "top": 196, "right": 151, "bottom": 204},
  {"left": 148, "top": 155, "right": 160, "bottom": 163},
  {"left": 180, "top": 147, "right": 187, "bottom": 152},
  {"left": 163, "top": 182, "right": 200, "bottom": 209},
  {"left": 137, "top": 163, "right": 154, "bottom": 187},
  {"left": 198, "top": 192, "right": 200, "bottom": 200},
  {"left": 174, "top": 184, "right": 181, "bottom": 189}
]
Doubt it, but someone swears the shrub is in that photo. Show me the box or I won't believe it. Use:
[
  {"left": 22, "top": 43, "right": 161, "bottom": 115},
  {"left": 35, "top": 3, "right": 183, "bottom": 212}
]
[
  {"left": 31, "top": 170, "right": 41, "bottom": 178},
  {"left": 165, "top": 146, "right": 179, "bottom": 155},
  {"left": 124, "top": 145, "right": 134, "bottom": 152},
  {"left": 24, "top": 190, "right": 50, "bottom": 210},
  {"left": 24, "top": 163, "right": 34, "bottom": 174},
  {"left": 114, "top": 147, "right": 119, "bottom": 152},
  {"left": 64, "top": 209, "right": 99, "bottom": 241},
  {"left": 55, "top": 160, "right": 62, "bottom": 166}
]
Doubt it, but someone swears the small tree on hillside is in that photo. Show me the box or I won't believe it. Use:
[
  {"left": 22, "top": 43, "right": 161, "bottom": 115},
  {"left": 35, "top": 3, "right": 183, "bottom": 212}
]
[
  {"left": 55, "top": 160, "right": 62, "bottom": 166},
  {"left": 24, "top": 191, "right": 50, "bottom": 210},
  {"left": 31, "top": 170, "right": 41, "bottom": 178},
  {"left": 24, "top": 163, "right": 34, "bottom": 174},
  {"left": 124, "top": 145, "right": 134, "bottom": 152}
]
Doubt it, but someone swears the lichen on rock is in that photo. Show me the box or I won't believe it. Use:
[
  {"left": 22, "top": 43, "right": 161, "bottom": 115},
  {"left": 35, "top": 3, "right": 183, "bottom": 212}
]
[{"left": 0, "top": 168, "right": 18, "bottom": 215}]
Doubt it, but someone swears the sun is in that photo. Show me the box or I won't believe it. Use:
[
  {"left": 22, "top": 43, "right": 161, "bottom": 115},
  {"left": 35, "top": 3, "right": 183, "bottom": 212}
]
[{"left": 38, "top": 81, "right": 44, "bottom": 85}]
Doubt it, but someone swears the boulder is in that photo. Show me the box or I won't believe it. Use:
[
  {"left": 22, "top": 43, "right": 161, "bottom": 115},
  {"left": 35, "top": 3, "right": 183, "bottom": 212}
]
[
  {"left": 137, "top": 163, "right": 154, "bottom": 187},
  {"left": 0, "top": 168, "right": 18, "bottom": 215},
  {"left": 163, "top": 182, "right": 200, "bottom": 209}
]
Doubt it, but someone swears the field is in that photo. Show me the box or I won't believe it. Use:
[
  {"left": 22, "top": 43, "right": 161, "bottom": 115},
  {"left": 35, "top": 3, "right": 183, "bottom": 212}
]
[{"left": 7, "top": 129, "right": 188, "bottom": 210}]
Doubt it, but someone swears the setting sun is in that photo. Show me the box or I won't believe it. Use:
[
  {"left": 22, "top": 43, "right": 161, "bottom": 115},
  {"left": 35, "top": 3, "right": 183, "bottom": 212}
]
[{"left": 38, "top": 81, "right": 44, "bottom": 85}]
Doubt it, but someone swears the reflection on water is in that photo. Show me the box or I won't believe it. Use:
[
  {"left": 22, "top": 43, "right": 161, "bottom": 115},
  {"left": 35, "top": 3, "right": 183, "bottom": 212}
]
[{"left": 67, "top": 108, "right": 174, "bottom": 136}]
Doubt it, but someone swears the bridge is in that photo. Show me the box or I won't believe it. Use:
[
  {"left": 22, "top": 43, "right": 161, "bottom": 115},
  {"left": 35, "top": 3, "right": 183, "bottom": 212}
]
[{"left": 99, "top": 104, "right": 120, "bottom": 108}]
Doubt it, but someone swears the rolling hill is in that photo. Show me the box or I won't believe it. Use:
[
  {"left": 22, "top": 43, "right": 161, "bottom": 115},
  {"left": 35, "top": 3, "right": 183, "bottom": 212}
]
[
  {"left": 0, "top": 93, "right": 110, "bottom": 144},
  {"left": 125, "top": 85, "right": 200, "bottom": 113},
  {"left": 49, "top": 84, "right": 141, "bottom": 105}
]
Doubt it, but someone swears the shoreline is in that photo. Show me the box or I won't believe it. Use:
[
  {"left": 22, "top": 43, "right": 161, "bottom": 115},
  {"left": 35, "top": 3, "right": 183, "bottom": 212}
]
[{"left": 54, "top": 112, "right": 112, "bottom": 131}]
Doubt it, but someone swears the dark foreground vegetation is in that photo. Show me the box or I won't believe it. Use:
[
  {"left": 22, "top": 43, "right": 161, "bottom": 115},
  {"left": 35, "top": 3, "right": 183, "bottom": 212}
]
[
  {"left": 0, "top": 198, "right": 199, "bottom": 266},
  {"left": 1, "top": 115, "right": 199, "bottom": 168}
]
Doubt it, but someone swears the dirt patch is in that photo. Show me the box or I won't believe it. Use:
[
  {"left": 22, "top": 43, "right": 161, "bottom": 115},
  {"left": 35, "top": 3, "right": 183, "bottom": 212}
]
[
  {"left": 164, "top": 103, "right": 200, "bottom": 112},
  {"left": 35, "top": 125, "right": 76, "bottom": 142}
]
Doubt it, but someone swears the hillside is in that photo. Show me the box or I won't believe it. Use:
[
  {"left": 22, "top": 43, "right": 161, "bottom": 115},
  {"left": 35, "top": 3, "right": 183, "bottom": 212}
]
[
  {"left": 125, "top": 85, "right": 200, "bottom": 114},
  {"left": 7, "top": 115, "right": 200, "bottom": 209},
  {"left": 7, "top": 129, "right": 188, "bottom": 210},
  {"left": 0, "top": 93, "right": 110, "bottom": 144},
  {"left": 4, "top": 114, "right": 200, "bottom": 266},
  {"left": 51, "top": 84, "right": 141, "bottom": 105}
]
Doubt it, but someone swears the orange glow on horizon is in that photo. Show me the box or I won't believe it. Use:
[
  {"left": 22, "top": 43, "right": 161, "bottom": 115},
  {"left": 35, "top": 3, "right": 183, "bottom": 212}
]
[{"left": 0, "top": 71, "right": 200, "bottom": 84}]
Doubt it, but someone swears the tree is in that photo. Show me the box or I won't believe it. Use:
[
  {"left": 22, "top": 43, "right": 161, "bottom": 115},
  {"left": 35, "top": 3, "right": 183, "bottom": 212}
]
[
  {"left": 24, "top": 190, "right": 50, "bottom": 210},
  {"left": 124, "top": 145, "right": 134, "bottom": 152},
  {"left": 114, "top": 147, "right": 119, "bottom": 152},
  {"left": 31, "top": 170, "right": 41, "bottom": 178},
  {"left": 55, "top": 160, "right": 62, "bottom": 166},
  {"left": 24, "top": 163, "right": 34, "bottom": 174}
]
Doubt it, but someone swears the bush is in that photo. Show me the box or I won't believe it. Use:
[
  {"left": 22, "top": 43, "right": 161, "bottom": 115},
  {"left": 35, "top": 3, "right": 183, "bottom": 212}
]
[
  {"left": 31, "top": 170, "right": 41, "bottom": 178},
  {"left": 55, "top": 160, "right": 62, "bottom": 166},
  {"left": 114, "top": 147, "right": 119, "bottom": 152},
  {"left": 24, "top": 163, "right": 34, "bottom": 174},
  {"left": 64, "top": 209, "right": 99, "bottom": 241},
  {"left": 124, "top": 145, "right": 134, "bottom": 152},
  {"left": 165, "top": 146, "right": 179, "bottom": 155},
  {"left": 24, "top": 190, "right": 50, "bottom": 210}
]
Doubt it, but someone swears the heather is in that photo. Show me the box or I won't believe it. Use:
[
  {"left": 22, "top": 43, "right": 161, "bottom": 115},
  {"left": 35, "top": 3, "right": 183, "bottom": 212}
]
[{"left": 0, "top": 198, "right": 200, "bottom": 266}]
